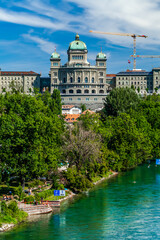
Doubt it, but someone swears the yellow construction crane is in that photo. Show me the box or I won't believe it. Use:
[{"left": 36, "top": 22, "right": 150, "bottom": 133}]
[{"left": 89, "top": 30, "right": 148, "bottom": 70}]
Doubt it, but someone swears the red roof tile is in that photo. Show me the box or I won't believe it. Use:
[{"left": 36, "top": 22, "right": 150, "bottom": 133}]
[
  {"left": 0, "top": 71, "right": 39, "bottom": 76},
  {"left": 63, "top": 114, "right": 81, "bottom": 123},
  {"left": 106, "top": 74, "right": 116, "bottom": 77},
  {"left": 62, "top": 105, "right": 75, "bottom": 109}
]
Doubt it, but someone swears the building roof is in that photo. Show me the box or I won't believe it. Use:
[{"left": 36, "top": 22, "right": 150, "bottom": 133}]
[
  {"left": 50, "top": 51, "right": 60, "bottom": 59},
  {"left": 64, "top": 114, "right": 81, "bottom": 123},
  {"left": 96, "top": 52, "right": 106, "bottom": 59},
  {"left": 117, "top": 71, "right": 152, "bottom": 76},
  {"left": 82, "top": 109, "right": 95, "bottom": 114},
  {"left": 62, "top": 105, "right": 75, "bottom": 109},
  {"left": 69, "top": 34, "right": 87, "bottom": 50},
  {"left": 0, "top": 71, "right": 39, "bottom": 76},
  {"left": 106, "top": 74, "right": 116, "bottom": 77}
]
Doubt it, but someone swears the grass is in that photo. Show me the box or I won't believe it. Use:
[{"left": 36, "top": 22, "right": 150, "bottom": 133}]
[{"left": 45, "top": 191, "right": 69, "bottom": 201}]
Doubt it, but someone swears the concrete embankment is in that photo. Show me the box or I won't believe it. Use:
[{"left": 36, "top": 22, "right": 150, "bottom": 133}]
[{"left": 18, "top": 203, "right": 53, "bottom": 216}]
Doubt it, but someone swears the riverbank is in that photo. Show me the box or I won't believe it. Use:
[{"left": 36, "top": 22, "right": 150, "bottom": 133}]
[{"left": 0, "top": 171, "right": 118, "bottom": 232}]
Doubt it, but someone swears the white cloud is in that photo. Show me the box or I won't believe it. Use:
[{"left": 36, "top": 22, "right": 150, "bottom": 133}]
[
  {"left": 0, "top": 7, "right": 69, "bottom": 31},
  {"left": 66, "top": 0, "right": 160, "bottom": 49},
  {"left": 22, "top": 34, "right": 56, "bottom": 54}
]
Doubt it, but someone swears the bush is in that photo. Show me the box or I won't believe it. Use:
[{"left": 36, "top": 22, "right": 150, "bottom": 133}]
[
  {"left": 35, "top": 189, "right": 53, "bottom": 201},
  {"left": 0, "top": 201, "right": 28, "bottom": 226},
  {"left": 24, "top": 195, "right": 35, "bottom": 203}
]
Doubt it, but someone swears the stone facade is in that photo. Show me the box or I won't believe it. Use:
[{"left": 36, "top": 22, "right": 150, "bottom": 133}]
[
  {"left": 0, "top": 70, "right": 40, "bottom": 94},
  {"left": 48, "top": 34, "right": 109, "bottom": 110},
  {"left": 116, "top": 70, "right": 153, "bottom": 94}
]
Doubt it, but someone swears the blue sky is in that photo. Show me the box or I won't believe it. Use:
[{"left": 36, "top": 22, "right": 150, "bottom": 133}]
[{"left": 1, "top": 0, "right": 160, "bottom": 76}]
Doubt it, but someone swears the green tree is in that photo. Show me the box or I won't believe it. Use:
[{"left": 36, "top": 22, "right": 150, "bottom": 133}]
[
  {"left": 80, "top": 104, "right": 87, "bottom": 112},
  {"left": 0, "top": 92, "right": 64, "bottom": 185},
  {"left": 63, "top": 122, "right": 101, "bottom": 170},
  {"left": 51, "top": 89, "right": 62, "bottom": 115},
  {"left": 102, "top": 113, "right": 152, "bottom": 170},
  {"left": 104, "top": 87, "right": 141, "bottom": 117}
]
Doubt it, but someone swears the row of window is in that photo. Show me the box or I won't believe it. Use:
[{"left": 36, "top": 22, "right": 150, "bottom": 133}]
[
  {"left": 62, "top": 97, "right": 105, "bottom": 101},
  {"left": 61, "top": 77, "right": 104, "bottom": 84},
  {"left": 118, "top": 81, "right": 148, "bottom": 85},
  {"left": 118, "top": 77, "right": 148, "bottom": 80},
  {"left": 72, "top": 55, "right": 84, "bottom": 60},
  {"left": 61, "top": 89, "right": 105, "bottom": 94},
  {"left": 1, "top": 77, "right": 35, "bottom": 80}
]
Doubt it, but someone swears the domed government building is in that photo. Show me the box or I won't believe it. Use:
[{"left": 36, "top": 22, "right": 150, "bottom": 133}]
[{"left": 42, "top": 34, "right": 115, "bottom": 110}]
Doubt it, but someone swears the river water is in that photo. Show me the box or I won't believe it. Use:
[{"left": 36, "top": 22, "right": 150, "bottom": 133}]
[{"left": 1, "top": 162, "right": 160, "bottom": 240}]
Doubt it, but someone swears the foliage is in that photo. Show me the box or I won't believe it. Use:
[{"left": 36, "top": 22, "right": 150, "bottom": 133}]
[
  {"left": 102, "top": 113, "right": 152, "bottom": 170},
  {"left": 63, "top": 122, "right": 101, "bottom": 170},
  {"left": 104, "top": 87, "right": 141, "bottom": 116},
  {"left": 80, "top": 104, "right": 87, "bottom": 112},
  {"left": 64, "top": 167, "right": 93, "bottom": 191},
  {"left": 0, "top": 91, "right": 64, "bottom": 185},
  {"left": 0, "top": 201, "right": 28, "bottom": 226}
]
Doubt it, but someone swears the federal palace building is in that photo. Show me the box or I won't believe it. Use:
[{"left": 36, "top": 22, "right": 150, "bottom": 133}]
[{"left": 1, "top": 34, "right": 160, "bottom": 110}]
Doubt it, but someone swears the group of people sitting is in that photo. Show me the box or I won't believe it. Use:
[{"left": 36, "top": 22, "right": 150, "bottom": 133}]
[{"left": 3, "top": 194, "right": 14, "bottom": 200}]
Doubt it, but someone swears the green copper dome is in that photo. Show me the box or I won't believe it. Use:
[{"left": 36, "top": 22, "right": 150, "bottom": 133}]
[
  {"left": 96, "top": 52, "right": 106, "bottom": 59},
  {"left": 69, "top": 34, "right": 87, "bottom": 50},
  {"left": 51, "top": 52, "right": 60, "bottom": 59}
]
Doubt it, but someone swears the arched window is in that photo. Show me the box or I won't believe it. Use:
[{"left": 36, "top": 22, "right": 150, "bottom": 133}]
[
  {"left": 84, "top": 89, "right": 89, "bottom": 94},
  {"left": 77, "top": 89, "right": 81, "bottom": 94},
  {"left": 85, "top": 77, "right": 88, "bottom": 83},
  {"left": 63, "top": 78, "right": 66, "bottom": 83},
  {"left": 70, "top": 77, "right": 73, "bottom": 83},
  {"left": 99, "top": 90, "right": 104, "bottom": 94},
  {"left": 92, "top": 77, "right": 94, "bottom": 83},
  {"left": 78, "top": 77, "right": 81, "bottom": 83},
  {"left": 92, "top": 89, "right": 96, "bottom": 94},
  {"left": 62, "top": 89, "right": 66, "bottom": 93},
  {"left": 69, "top": 89, "right": 74, "bottom": 94}
]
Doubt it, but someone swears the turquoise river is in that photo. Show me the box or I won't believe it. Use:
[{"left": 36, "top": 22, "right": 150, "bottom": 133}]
[{"left": 1, "top": 162, "right": 160, "bottom": 239}]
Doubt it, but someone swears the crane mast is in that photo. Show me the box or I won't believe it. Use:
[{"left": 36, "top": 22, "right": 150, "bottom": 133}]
[{"left": 89, "top": 30, "right": 148, "bottom": 70}]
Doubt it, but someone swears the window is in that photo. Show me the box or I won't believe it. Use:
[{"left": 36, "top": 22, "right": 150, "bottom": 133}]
[
  {"left": 85, "top": 77, "right": 88, "bottom": 83},
  {"left": 62, "top": 89, "right": 66, "bottom": 93},
  {"left": 99, "top": 78, "right": 103, "bottom": 83},
  {"left": 99, "top": 63, "right": 104, "bottom": 66},
  {"left": 92, "top": 77, "right": 94, "bottom": 83},
  {"left": 63, "top": 78, "right": 66, "bottom": 83},
  {"left": 53, "top": 63, "right": 58, "bottom": 66},
  {"left": 61, "top": 98, "right": 64, "bottom": 101},
  {"left": 69, "top": 89, "right": 74, "bottom": 93},
  {"left": 94, "top": 98, "right": 98, "bottom": 101},
  {"left": 69, "top": 98, "right": 72, "bottom": 101},
  {"left": 156, "top": 81, "right": 158, "bottom": 84},
  {"left": 54, "top": 79, "right": 57, "bottom": 83},
  {"left": 99, "top": 90, "right": 104, "bottom": 94},
  {"left": 99, "top": 72, "right": 103, "bottom": 76},
  {"left": 92, "top": 89, "right": 96, "bottom": 93},
  {"left": 84, "top": 89, "right": 89, "bottom": 93},
  {"left": 70, "top": 77, "right": 73, "bottom": 83},
  {"left": 86, "top": 98, "right": 89, "bottom": 101},
  {"left": 78, "top": 77, "right": 81, "bottom": 83},
  {"left": 54, "top": 72, "right": 57, "bottom": 76},
  {"left": 77, "top": 98, "right": 81, "bottom": 101},
  {"left": 77, "top": 89, "right": 81, "bottom": 93}
]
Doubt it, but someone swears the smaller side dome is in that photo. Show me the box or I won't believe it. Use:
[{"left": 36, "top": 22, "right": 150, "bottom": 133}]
[
  {"left": 96, "top": 52, "right": 106, "bottom": 59},
  {"left": 51, "top": 51, "right": 60, "bottom": 59}
]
